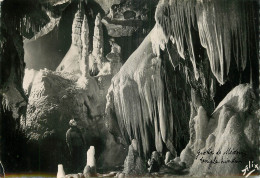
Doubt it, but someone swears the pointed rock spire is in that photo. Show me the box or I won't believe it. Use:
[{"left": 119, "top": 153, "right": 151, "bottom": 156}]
[{"left": 89, "top": 13, "right": 104, "bottom": 75}]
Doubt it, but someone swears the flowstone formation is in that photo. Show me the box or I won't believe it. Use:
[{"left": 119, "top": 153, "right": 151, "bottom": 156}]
[
  {"left": 105, "top": 27, "right": 191, "bottom": 159},
  {"left": 180, "top": 84, "right": 259, "bottom": 176}
]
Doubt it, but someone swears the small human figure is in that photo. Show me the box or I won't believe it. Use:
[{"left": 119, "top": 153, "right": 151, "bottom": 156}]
[{"left": 66, "top": 118, "right": 86, "bottom": 172}]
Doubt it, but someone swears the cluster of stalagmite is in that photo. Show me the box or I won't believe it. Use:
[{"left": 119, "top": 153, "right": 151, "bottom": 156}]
[
  {"left": 56, "top": 6, "right": 88, "bottom": 74},
  {"left": 180, "top": 84, "right": 259, "bottom": 176}
]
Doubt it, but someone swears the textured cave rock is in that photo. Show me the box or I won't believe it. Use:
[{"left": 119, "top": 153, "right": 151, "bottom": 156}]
[
  {"left": 180, "top": 84, "right": 259, "bottom": 176},
  {"left": 101, "top": 0, "right": 158, "bottom": 38},
  {"left": 22, "top": 69, "right": 126, "bottom": 171},
  {"left": 92, "top": 0, "right": 121, "bottom": 13},
  {"left": 122, "top": 140, "right": 147, "bottom": 176}
]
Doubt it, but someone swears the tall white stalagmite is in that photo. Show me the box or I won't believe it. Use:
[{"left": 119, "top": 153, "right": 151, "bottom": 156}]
[
  {"left": 80, "top": 14, "right": 89, "bottom": 78},
  {"left": 56, "top": 5, "right": 85, "bottom": 73},
  {"left": 72, "top": 9, "right": 84, "bottom": 47},
  {"left": 90, "top": 13, "right": 104, "bottom": 73},
  {"left": 57, "top": 164, "right": 66, "bottom": 178}
]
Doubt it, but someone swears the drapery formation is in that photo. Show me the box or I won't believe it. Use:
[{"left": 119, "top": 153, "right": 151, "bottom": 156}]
[{"left": 155, "top": 0, "right": 257, "bottom": 85}]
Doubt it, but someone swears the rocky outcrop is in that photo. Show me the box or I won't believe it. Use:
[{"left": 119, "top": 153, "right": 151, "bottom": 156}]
[
  {"left": 93, "top": 0, "right": 121, "bottom": 13},
  {"left": 101, "top": 18, "right": 139, "bottom": 37},
  {"left": 22, "top": 68, "right": 126, "bottom": 170},
  {"left": 102, "top": 0, "right": 158, "bottom": 37},
  {"left": 180, "top": 84, "right": 259, "bottom": 176}
]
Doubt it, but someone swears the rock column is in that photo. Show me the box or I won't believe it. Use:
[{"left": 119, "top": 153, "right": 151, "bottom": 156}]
[
  {"left": 90, "top": 13, "right": 104, "bottom": 74},
  {"left": 80, "top": 14, "right": 90, "bottom": 78}
]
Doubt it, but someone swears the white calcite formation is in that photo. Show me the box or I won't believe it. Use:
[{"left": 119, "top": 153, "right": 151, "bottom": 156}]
[
  {"left": 180, "top": 84, "right": 259, "bottom": 176},
  {"left": 79, "top": 14, "right": 90, "bottom": 78},
  {"left": 106, "top": 28, "right": 178, "bottom": 157},
  {"left": 155, "top": 0, "right": 256, "bottom": 85},
  {"left": 56, "top": 7, "right": 86, "bottom": 74},
  {"left": 57, "top": 164, "right": 66, "bottom": 178},
  {"left": 89, "top": 13, "right": 104, "bottom": 73},
  {"left": 83, "top": 146, "right": 96, "bottom": 176}
]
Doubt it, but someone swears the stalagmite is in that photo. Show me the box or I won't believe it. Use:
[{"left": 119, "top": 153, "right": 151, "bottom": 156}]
[
  {"left": 80, "top": 14, "right": 89, "bottom": 78},
  {"left": 57, "top": 164, "right": 66, "bottom": 178},
  {"left": 89, "top": 13, "right": 104, "bottom": 74},
  {"left": 56, "top": 5, "right": 84, "bottom": 74},
  {"left": 83, "top": 146, "right": 96, "bottom": 176}
]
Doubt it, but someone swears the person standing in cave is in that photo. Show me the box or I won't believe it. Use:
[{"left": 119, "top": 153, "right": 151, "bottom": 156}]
[{"left": 66, "top": 118, "right": 86, "bottom": 173}]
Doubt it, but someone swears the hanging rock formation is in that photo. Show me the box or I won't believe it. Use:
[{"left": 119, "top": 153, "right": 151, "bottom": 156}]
[{"left": 154, "top": 0, "right": 258, "bottom": 85}]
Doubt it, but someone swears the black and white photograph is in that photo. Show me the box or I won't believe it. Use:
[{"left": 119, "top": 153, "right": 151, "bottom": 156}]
[{"left": 0, "top": 0, "right": 259, "bottom": 177}]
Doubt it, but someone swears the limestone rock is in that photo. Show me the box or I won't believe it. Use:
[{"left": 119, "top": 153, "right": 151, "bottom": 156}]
[
  {"left": 22, "top": 68, "right": 126, "bottom": 171},
  {"left": 101, "top": 18, "right": 138, "bottom": 37},
  {"left": 93, "top": 0, "right": 121, "bottom": 13}
]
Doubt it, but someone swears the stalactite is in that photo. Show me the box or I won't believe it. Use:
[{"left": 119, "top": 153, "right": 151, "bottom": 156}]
[{"left": 155, "top": 0, "right": 256, "bottom": 85}]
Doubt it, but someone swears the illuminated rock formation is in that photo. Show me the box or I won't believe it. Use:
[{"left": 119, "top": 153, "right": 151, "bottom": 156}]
[
  {"left": 56, "top": 7, "right": 85, "bottom": 74},
  {"left": 180, "top": 84, "right": 259, "bottom": 176},
  {"left": 89, "top": 13, "right": 104, "bottom": 74}
]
